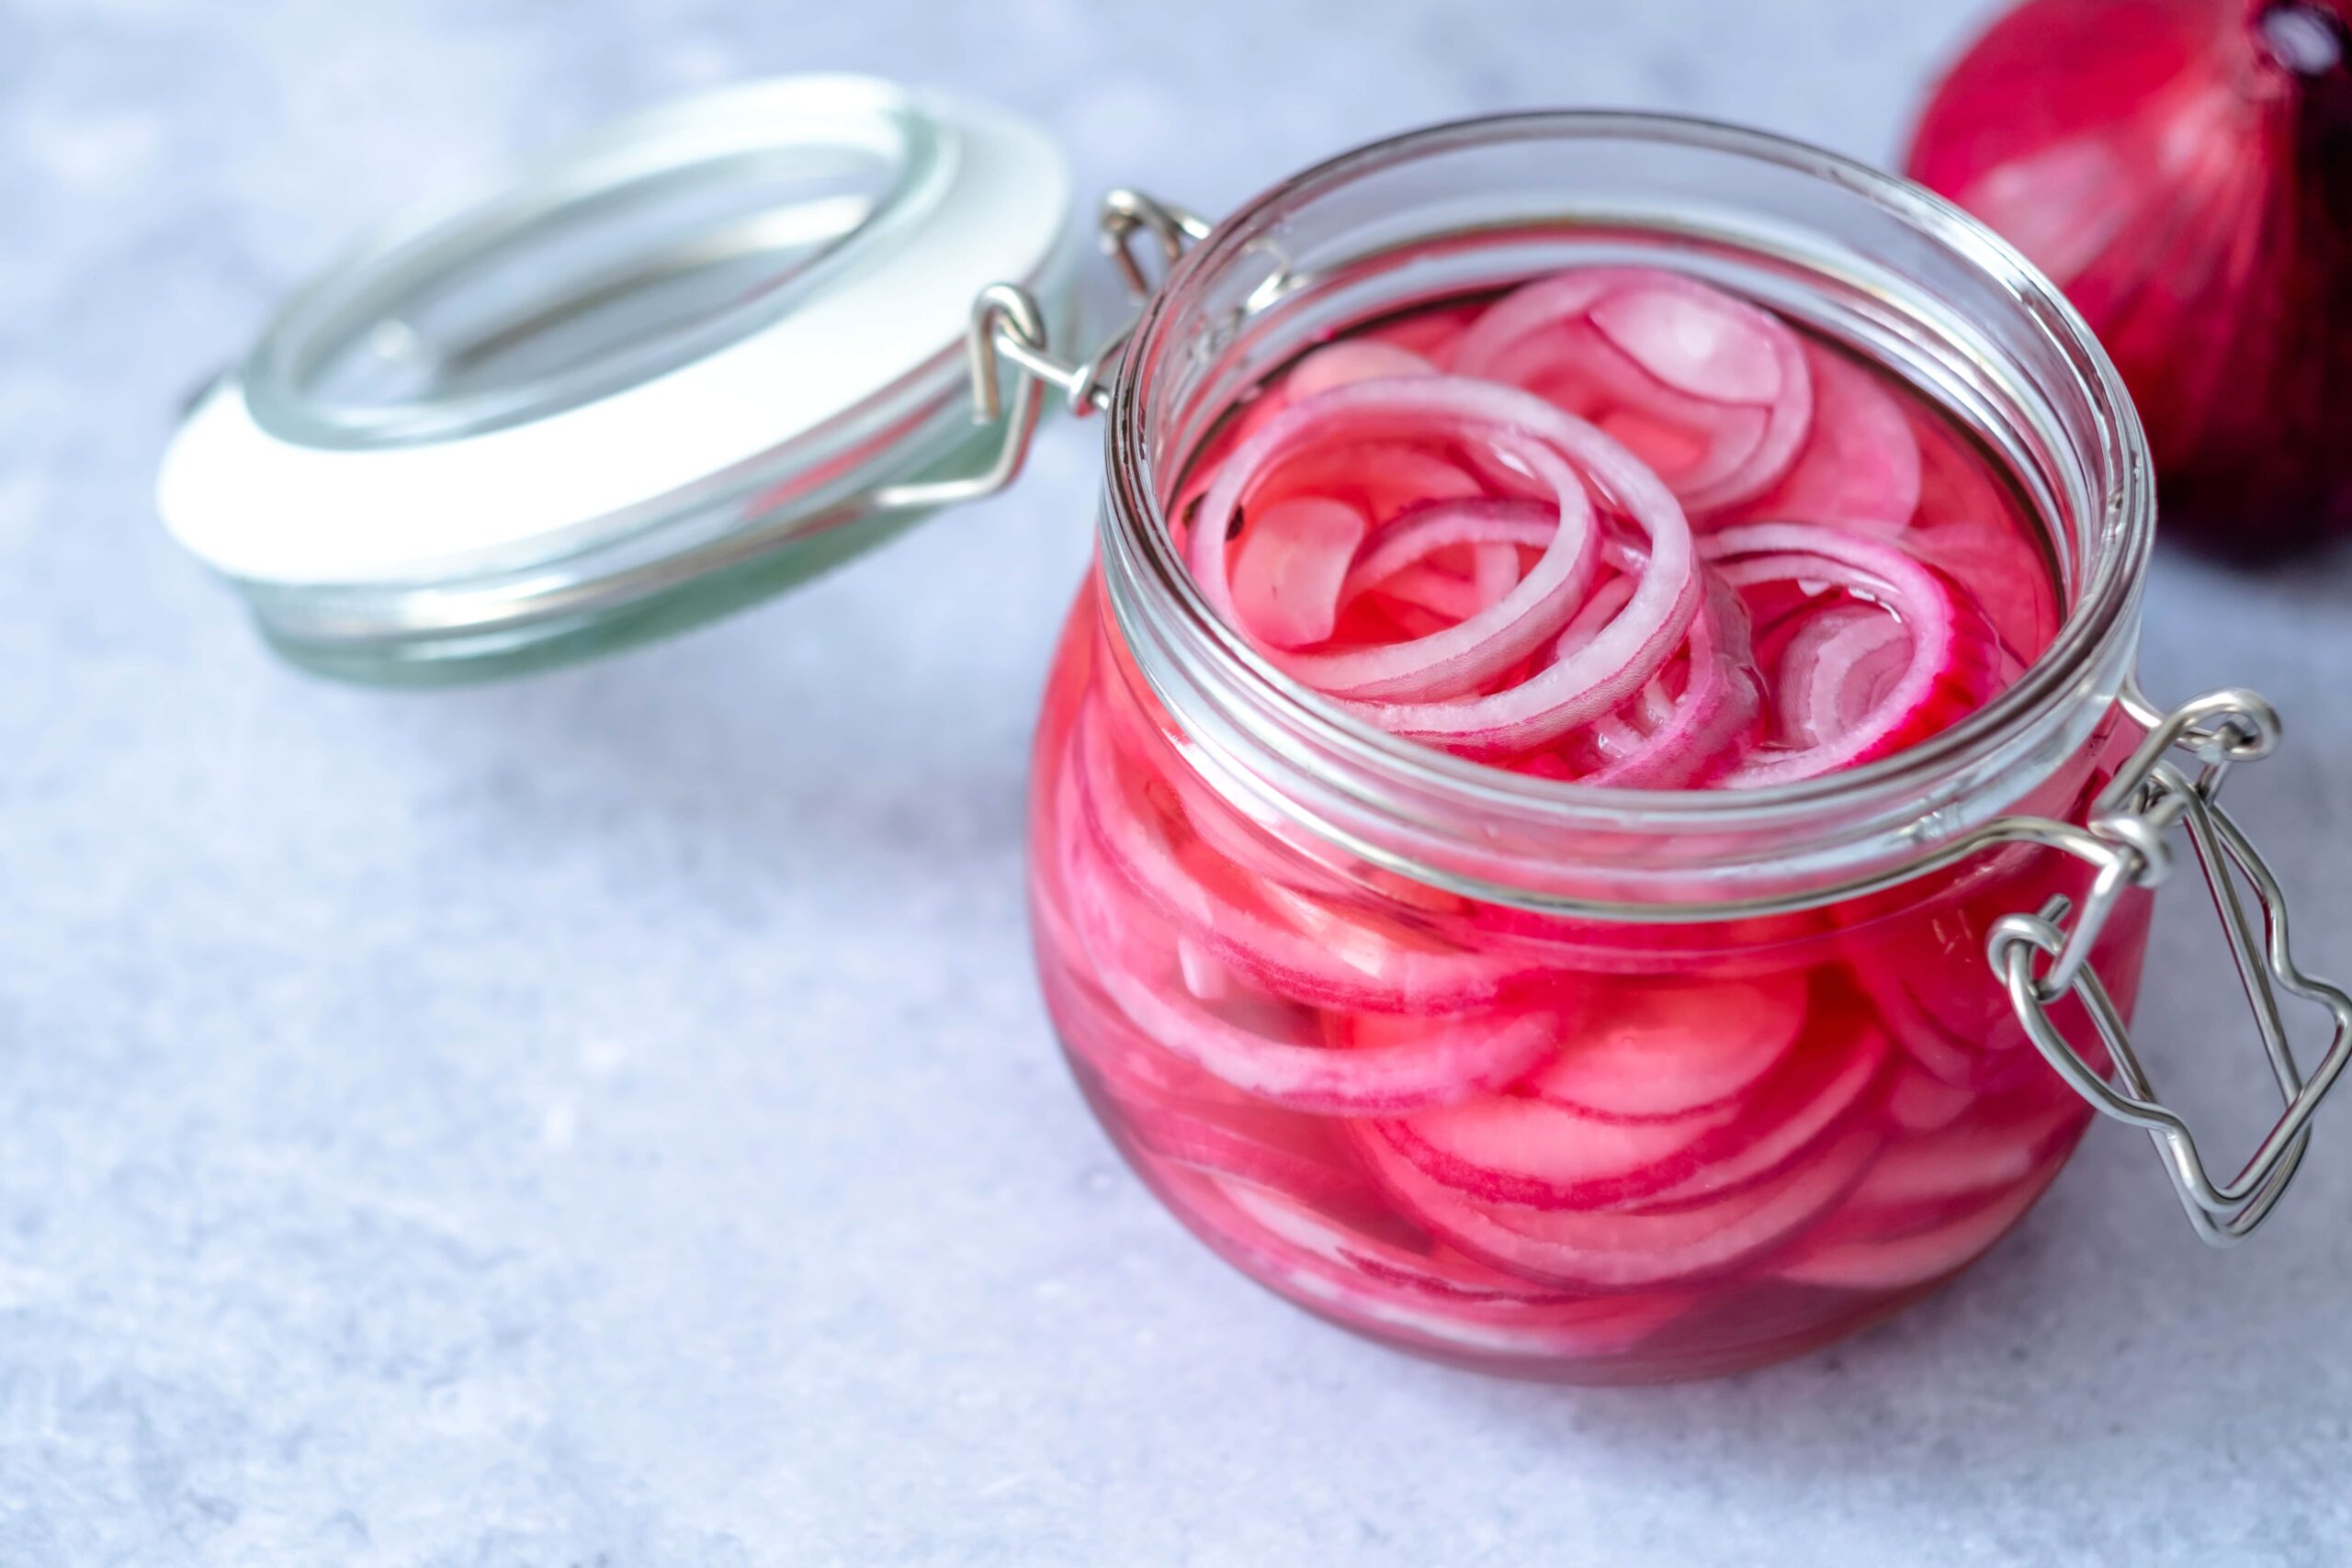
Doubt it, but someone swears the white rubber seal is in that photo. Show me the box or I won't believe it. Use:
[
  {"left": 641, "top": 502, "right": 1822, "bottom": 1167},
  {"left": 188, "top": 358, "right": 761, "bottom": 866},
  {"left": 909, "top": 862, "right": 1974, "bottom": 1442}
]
[{"left": 158, "top": 75, "right": 1070, "bottom": 586}]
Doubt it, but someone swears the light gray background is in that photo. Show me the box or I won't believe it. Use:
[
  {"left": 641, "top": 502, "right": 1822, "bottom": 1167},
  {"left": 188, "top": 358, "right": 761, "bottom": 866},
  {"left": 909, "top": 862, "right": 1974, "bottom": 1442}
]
[{"left": 6, "top": 2, "right": 2352, "bottom": 1563}]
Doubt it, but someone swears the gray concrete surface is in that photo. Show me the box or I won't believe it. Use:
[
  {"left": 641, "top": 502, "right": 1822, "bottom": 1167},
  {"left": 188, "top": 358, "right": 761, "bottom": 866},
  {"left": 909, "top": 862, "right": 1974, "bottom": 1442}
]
[{"left": 6, "top": 2, "right": 2351, "bottom": 1562}]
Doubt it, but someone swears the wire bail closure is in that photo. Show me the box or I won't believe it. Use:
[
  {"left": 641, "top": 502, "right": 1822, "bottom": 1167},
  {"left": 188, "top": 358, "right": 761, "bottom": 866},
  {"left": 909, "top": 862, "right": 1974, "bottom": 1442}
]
[
  {"left": 1988, "top": 684, "right": 2352, "bottom": 1244},
  {"left": 871, "top": 190, "right": 1206, "bottom": 513}
]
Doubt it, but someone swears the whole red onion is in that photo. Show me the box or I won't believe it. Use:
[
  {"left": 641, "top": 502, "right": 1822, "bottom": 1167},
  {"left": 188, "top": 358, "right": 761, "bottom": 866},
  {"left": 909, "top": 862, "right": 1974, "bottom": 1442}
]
[{"left": 1906, "top": 0, "right": 2352, "bottom": 558}]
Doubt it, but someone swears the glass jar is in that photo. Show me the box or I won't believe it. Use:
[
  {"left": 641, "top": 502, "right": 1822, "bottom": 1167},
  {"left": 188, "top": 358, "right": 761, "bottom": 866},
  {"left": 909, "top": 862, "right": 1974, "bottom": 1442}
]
[
  {"left": 1022, "top": 114, "right": 2312, "bottom": 1382},
  {"left": 156, "top": 82, "right": 2348, "bottom": 1387}
]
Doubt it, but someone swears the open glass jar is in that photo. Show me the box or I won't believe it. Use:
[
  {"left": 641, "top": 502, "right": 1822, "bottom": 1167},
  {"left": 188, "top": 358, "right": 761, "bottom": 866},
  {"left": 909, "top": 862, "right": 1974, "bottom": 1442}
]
[{"left": 158, "top": 81, "right": 2351, "bottom": 1384}]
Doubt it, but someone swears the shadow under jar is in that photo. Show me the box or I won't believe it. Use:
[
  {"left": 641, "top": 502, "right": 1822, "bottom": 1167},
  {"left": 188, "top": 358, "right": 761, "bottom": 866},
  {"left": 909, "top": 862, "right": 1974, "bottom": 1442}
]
[{"left": 1026, "top": 116, "right": 2169, "bottom": 1383}]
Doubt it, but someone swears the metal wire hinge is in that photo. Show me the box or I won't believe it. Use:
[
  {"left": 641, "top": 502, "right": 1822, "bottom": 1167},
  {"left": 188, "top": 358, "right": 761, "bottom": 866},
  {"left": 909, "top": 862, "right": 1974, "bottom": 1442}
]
[
  {"left": 1987, "top": 684, "right": 2352, "bottom": 1244},
  {"left": 870, "top": 191, "right": 1207, "bottom": 513}
]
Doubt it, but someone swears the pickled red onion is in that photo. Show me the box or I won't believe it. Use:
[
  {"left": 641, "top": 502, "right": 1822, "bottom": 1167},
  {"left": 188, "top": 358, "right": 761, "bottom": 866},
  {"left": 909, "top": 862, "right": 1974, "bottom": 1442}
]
[
  {"left": 1067, "top": 836, "right": 1560, "bottom": 1113},
  {"left": 1705, "top": 523, "right": 2003, "bottom": 786},
  {"left": 1230, "top": 497, "right": 1366, "bottom": 649},
  {"left": 1194, "top": 378, "right": 1702, "bottom": 748},
  {"left": 1454, "top": 266, "right": 1814, "bottom": 514},
  {"left": 1073, "top": 709, "right": 1528, "bottom": 1013},
  {"left": 1285, "top": 339, "right": 1441, "bottom": 397},
  {"left": 1040, "top": 265, "right": 2091, "bottom": 1378},
  {"left": 1575, "top": 577, "right": 1759, "bottom": 790},
  {"left": 1192, "top": 379, "right": 1609, "bottom": 710},
  {"left": 1521, "top": 974, "right": 1804, "bottom": 1120},
  {"left": 1730, "top": 339, "right": 1923, "bottom": 528},
  {"left": 1359, "top": 1120, "right": 1879, "bottom": 1290}
]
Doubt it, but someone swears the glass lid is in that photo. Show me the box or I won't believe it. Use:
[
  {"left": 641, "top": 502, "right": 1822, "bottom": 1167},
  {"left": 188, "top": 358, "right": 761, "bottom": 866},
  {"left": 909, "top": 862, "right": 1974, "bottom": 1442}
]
[{"left": 157, "top": 74, "right": 1075, "bottom": 682}]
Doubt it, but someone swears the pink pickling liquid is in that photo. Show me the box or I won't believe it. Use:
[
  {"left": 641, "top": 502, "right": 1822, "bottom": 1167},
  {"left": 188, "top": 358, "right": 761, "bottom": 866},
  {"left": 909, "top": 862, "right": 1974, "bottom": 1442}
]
[{"left": 1027, "top": 267, "right": 2146, "bottom": 1381}]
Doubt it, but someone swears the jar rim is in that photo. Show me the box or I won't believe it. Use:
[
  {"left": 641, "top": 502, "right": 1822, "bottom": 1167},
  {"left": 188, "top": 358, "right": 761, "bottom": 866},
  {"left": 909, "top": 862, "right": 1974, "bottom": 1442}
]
[{"left": 1099, "top": 109, "right": 2149, "bottom": 883}]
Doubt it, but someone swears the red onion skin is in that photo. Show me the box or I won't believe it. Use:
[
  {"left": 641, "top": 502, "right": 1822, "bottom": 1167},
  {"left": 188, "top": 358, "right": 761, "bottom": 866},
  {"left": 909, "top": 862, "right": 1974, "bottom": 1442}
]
[{"left": 1906, "top": 0, "right": 2352, "bottom": 558}]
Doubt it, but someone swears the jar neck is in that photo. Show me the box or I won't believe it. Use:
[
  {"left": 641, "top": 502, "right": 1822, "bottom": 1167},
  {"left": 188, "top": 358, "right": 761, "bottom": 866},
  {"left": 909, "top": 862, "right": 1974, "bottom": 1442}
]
[{"left": 1095, "top": 112, "right": 2151, "bottom": 918}]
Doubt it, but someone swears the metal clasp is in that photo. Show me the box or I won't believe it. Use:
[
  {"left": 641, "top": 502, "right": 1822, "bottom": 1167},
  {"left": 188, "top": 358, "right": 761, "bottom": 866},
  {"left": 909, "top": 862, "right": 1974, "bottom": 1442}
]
[
  {"left": 870, "top": 190, "right": 1206, "bottom": 513},
  {"left": 1987, "top": 683, "right": 2352, "bottom": 1244}
]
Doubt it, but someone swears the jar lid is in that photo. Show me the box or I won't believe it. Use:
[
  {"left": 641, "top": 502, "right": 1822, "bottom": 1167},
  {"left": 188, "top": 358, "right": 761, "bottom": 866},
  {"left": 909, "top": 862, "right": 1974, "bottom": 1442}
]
[{"left": 157, "top": 74, "right": 1075, "bottom": 680}]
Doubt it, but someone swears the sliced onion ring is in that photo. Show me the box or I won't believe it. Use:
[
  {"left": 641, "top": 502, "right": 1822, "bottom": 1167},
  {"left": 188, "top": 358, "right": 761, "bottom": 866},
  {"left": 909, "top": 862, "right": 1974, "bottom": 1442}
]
[
  {"left": 1190, "top": 376, "right": 1705, "bottom": 750},
  {"left": 1705, "top": 523, "right": 2001, "bottom": 786},
  {"left": 1454, "top": 266, "right": 1814, "bottom": 515}
]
